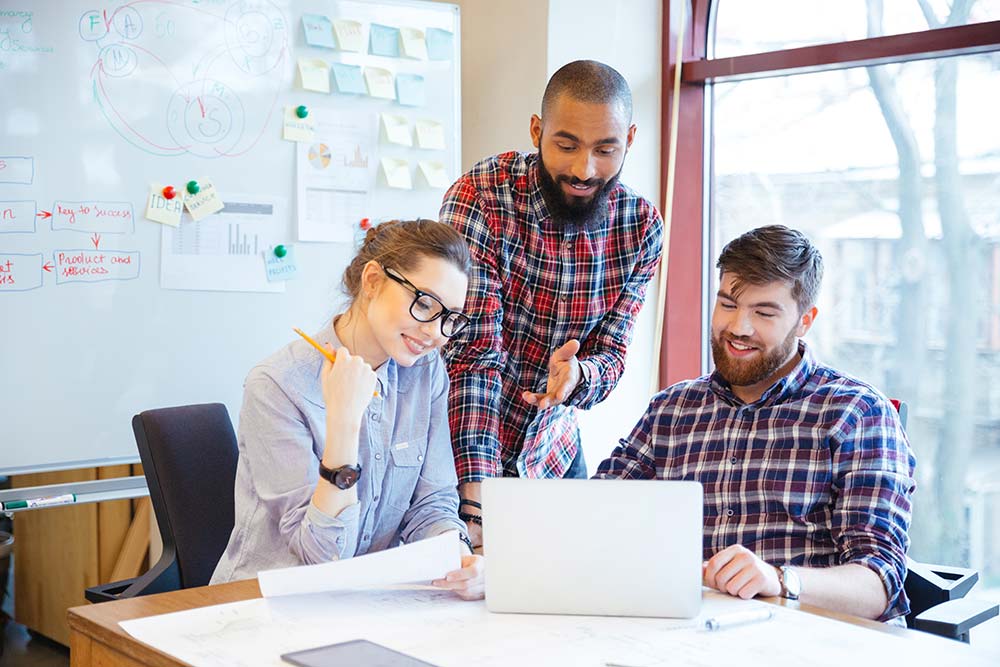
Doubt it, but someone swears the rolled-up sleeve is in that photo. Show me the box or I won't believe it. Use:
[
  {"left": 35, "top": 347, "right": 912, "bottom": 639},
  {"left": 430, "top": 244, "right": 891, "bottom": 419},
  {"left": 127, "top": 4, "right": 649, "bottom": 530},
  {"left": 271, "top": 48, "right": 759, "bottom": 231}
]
[
  {"left": 239, "top": 374, "right": 360, "bottom": 564},
  {"left": 399, "top": 358, "right": 468, "bottom": 544},
  {"left": 570, "top": 208, "right": 663, "bottom": 410},
  {"left": 829, "top": 395, "right": 916, "bottom": 621}
]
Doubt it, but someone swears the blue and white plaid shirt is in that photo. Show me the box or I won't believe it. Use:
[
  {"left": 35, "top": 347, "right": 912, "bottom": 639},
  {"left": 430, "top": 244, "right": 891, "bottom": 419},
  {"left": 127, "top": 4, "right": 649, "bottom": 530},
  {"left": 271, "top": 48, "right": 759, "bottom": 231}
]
[{"left": 595, "top": 341, "right": 916, "bottom": 621}]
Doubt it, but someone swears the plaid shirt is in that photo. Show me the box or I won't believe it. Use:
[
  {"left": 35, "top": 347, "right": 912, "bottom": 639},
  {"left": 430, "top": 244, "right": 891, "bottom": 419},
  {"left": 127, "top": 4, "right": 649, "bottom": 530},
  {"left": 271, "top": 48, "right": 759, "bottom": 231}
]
[
  {"left": 595, "top": 342, "right": 916, "bottom": 622},
  {"left": 440, "top": 151, "right": 663, "bottom": 482}
]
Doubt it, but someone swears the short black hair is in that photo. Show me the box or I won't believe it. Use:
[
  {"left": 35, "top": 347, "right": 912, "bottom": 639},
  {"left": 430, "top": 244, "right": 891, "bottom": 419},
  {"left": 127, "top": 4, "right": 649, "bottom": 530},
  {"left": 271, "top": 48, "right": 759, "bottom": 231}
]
[
  {"left": 541, "top": 60, "right": 633, "bottom": 124},
  {"left": 716, "top": 225, "right": 824, "bottom": 314}
]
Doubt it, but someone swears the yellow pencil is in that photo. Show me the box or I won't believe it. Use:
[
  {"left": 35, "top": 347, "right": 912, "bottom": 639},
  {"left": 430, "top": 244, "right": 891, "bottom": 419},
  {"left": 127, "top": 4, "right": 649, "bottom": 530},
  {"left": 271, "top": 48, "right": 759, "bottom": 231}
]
[
  {"left": 293, "top": 327, "right": 337, "bottom": 364},
  {"left": 293, "top": 328, "right": 380, "bottom": 397}
]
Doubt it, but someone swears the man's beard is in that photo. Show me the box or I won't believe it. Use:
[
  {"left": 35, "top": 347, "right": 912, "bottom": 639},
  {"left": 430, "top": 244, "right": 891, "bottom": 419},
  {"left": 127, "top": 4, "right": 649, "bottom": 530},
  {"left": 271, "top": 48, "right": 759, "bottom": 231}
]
[
  {"left": 710, "top": 325, "right": 799, "bottom": 388},
  {"left": 536, "top": 144, "right": 623, "bottom": 233}
]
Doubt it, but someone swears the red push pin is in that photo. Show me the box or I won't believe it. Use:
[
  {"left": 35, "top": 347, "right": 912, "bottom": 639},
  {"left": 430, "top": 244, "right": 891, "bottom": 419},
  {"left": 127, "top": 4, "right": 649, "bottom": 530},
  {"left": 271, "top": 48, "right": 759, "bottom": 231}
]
[
  {"left": 162, "top": 185, "right": 177, "bottom": 200},
  {"left": 359, "top": 217, "right": 371, "bottom": 231}
]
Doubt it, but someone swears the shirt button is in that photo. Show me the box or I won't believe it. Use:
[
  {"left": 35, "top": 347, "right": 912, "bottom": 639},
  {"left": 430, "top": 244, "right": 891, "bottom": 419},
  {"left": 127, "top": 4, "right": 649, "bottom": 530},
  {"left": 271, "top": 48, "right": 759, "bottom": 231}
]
[
  {"left": 372, "top": 413, "right": 381, "bottom": 422},
  {"left": 726, "top": 509, "right": 735, "bottom": 517},
  {"left": 363, "top": 534, "right": 370, "bottom": 541},
  {"left": 730, "top": 456, "right": 738, "bottom": 464},
  {"left": 417, "top": 454, "right": 424, "bottom": 462},
  {"left": 375, "top": 453, "right": 382, "bottom": 461},
  {"left": 373, "top": 496, "right": 379, "bottom": 503},
  {"left": 560, "top": 295, "right": 568, "bottom": 302}
]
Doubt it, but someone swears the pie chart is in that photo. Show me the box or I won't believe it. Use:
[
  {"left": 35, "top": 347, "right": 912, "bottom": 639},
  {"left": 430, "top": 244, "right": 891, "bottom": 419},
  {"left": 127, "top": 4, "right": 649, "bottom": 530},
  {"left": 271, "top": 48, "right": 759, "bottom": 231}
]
[{"left": 308, "top": 143, "right": 331, "bottom": 169}]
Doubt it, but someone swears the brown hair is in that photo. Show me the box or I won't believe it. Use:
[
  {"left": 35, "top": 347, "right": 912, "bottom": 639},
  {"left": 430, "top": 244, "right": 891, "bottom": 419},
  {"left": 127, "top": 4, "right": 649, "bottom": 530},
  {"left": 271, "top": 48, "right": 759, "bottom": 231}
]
[
  {"left": 342, "top": 219, "right": 471, "bottom": 302},
  {"left": 716, "top": 225, "right": 824, "bottom": 314}
]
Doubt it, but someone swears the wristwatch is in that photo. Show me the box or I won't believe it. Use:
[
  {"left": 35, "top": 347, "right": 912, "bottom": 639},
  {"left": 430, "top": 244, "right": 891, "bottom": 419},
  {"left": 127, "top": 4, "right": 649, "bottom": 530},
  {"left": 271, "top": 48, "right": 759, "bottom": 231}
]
[
  {"left": 318, "top": 462, "right": 362, "bottom": 490},
  {"left": 776, "top": 565, "right": 801, "bottom": 600}
]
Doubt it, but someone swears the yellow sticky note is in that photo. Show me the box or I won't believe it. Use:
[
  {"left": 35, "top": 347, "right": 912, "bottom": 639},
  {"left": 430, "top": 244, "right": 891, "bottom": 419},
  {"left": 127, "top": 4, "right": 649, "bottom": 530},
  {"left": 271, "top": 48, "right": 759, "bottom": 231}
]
[
  {"left": 380, "top": 158, "right": 412, "bottom": 190},
  {"left": 400, "top": 27, "right": 428, "bottom": 60},
  {"left": 418, "top": 161, "right": 450, "bottom": 189},
  {"left": 283, "top": 106, "right": 316, "bottom": 142},
  {"left": 380, "top": 113, "right": 413, "bottom": 147},
  {"left": 298, "top": 58, "right": 331, "bottom": 93},
  {"left": 145, "top": 184, "right": 184, "bottom": 227},
  {"left": 364, "top": 67, "right": 395, "bottom": 99},
  {"left": 184, "top": 180, "right": 225, "bottom": 221},
  {"left": 414, "top": 119, "right": 446, "bottom": 150},
  {"left": 334, "top": 19, "right": 364, "bottom": 52}
]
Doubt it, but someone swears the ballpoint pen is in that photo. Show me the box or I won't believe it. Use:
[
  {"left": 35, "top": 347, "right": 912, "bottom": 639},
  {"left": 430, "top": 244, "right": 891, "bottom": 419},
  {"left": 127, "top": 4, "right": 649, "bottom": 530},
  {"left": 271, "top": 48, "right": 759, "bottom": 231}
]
[{"left": 701, "top": 607, "right": 774, "bottom": 631}]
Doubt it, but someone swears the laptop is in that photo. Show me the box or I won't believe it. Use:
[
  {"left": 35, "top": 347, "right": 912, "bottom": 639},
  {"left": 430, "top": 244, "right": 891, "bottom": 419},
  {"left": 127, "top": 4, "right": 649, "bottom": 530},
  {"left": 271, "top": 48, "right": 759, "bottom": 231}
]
[{"left": 482, "top": 478, "right": 703, "bottom": 618}]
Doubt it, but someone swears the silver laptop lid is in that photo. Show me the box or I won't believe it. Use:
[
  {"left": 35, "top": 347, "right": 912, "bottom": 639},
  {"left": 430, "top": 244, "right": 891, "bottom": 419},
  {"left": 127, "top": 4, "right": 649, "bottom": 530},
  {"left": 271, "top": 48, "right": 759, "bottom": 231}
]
[{"left": 482, "top": 478, "right": 703, "bottom": 618}]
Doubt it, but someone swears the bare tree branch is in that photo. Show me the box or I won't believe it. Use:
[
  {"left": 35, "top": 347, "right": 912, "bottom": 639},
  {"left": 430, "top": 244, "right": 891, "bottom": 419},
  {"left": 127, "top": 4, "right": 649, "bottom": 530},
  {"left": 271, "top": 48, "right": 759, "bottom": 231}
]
[
  {"left": 946, "top": 0, "right": 975, "bottom": 27},
  {"left": 917, "top": 0, "right": 942, "bottom": 28}
]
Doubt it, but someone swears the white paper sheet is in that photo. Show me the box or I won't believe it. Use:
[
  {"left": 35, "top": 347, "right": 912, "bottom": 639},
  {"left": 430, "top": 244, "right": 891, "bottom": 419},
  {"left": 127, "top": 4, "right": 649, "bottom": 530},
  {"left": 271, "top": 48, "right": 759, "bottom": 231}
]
[
  {"left": 119, "top": 588, "right": 994, "bottom": 667},
  {"left": 160, "top": 194, "right": 285, "bottom": 293},
  {"left": 259, "top": 530, "right": 461, "bottom": 597},
  {"left": 295, "top": 108, "right": 375, "bottom": 243}
]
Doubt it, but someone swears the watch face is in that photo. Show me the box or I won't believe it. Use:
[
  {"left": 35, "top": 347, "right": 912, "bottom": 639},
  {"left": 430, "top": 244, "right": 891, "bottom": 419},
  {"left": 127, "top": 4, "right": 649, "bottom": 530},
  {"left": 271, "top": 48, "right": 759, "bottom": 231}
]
[
  {"left": 782, "top": 567, "right": 801, "bottom": 599},
  {"left": 334, "top": 466, "right": 360, "bottom": 489}
]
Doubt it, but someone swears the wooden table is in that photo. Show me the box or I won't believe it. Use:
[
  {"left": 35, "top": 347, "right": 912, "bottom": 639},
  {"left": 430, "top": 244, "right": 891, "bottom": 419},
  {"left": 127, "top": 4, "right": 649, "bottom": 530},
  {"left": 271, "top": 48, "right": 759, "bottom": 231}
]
[
  {"left": 69, "top": 579, "right": 260, "bottom": 667},
  {"left": 68, "top": 582, "right": 913, "bottom": 667}
]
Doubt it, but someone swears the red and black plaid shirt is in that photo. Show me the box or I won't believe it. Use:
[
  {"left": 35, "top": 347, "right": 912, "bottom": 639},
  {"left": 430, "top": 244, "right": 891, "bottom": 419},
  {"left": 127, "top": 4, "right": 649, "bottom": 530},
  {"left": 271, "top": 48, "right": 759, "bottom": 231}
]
[{"left": 440, "top": 152, "right": 663, "bottom": 482}]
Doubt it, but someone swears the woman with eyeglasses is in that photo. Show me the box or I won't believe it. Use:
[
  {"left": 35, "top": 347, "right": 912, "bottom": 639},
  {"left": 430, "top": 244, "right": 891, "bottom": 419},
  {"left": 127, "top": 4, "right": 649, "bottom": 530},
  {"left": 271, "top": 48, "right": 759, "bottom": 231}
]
[{"left": 211, "top": 219, "right": 484, "bottom": 599}]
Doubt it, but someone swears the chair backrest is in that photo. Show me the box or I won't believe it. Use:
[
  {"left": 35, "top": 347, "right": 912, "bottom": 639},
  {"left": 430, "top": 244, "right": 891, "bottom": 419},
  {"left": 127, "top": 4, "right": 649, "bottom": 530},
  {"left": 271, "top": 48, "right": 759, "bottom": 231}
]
[{"left": 133, "top": 403, "right": 239, "bottom": 590}]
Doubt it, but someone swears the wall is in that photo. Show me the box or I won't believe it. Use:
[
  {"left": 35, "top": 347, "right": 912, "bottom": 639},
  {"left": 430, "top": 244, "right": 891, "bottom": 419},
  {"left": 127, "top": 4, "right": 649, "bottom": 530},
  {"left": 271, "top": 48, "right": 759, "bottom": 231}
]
[
  {"left": 452, "top": 0, "right": 549, "bottom": 168},
  {"left": 448, "top": 0, "right": 664, "bottom": 472}
]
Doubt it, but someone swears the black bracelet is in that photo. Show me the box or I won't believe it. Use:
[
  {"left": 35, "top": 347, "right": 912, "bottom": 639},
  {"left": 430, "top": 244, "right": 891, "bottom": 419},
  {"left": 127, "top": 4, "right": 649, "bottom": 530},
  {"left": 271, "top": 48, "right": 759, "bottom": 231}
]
[
  {"left": 459, "top": 498, "right": 482, "bottom": 510},
  {"left": 458, "top": 533, "right": 475, "bottom": 554},
  {"left": 459, "top": 511, "right": 482, "bottom": 525}
]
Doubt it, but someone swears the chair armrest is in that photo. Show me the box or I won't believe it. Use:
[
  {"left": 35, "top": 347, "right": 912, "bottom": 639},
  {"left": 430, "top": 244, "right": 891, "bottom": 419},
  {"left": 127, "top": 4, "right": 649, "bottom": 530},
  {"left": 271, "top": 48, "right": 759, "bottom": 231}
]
[
  {"left": 83, "top": 554, "right": 181, "bottom": 604},
  {"left": 85, "top": 578, "right": 141, "bottom": 604},
  {"left": 912, "top": 597, "right": 999, "bottom": 641}
]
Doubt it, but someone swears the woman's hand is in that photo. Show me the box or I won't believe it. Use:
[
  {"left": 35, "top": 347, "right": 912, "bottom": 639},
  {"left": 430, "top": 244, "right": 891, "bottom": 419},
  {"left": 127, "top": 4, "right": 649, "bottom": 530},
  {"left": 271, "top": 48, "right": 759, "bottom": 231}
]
[
  {"left": 432, "top": 554, "right": 485, "bottom": 600},
  {"left": 320, "top": 345, "right": 377, "bottom": 427},
  {"left": 319, "top": 345, "right": 376, "bottom": 467}
]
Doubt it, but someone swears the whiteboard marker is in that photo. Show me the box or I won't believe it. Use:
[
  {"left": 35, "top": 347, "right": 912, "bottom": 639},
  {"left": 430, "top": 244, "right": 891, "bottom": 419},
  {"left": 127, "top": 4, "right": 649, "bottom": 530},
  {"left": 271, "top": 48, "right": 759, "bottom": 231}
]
[{"left": 2, "top": 493, "right": 77, "bottom": 511}]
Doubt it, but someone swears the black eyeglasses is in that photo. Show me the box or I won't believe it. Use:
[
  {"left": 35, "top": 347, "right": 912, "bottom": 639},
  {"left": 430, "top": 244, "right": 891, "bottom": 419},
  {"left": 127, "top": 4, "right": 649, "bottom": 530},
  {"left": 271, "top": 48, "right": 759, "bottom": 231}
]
[{"left": 381, "top": 264, "right": 471, "bottom": 338}]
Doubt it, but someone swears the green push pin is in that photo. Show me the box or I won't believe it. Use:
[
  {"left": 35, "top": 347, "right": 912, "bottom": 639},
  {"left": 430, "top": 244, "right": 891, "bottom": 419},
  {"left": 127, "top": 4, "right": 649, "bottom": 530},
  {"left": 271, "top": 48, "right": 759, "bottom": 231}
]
[
  {"left": 274, "top": 244, "right": 288, "bottom": 258},
  {"left": 295, "top": 105, "right": 308, "bottom": 119},
  {"left": 186, "top": 180, "right": 200, "bottom": 195}
]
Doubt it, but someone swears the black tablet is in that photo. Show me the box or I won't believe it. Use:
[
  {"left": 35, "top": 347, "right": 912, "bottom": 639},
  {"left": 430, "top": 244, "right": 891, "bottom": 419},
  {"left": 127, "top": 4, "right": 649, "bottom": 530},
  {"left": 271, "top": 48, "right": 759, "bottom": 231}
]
[{"left": 280, "top": 639, "right": 440, "bottom": 667}]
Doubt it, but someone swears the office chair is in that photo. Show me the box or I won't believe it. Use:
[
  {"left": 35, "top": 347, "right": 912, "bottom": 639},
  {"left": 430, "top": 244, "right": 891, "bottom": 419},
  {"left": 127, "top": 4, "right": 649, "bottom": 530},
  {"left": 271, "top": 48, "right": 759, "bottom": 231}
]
[
  {"left": 85, "top": 403, "right": 239, "bottom": 603},
  {"left": 888, "top": 399, "right": 1000, "bottom": 642}
]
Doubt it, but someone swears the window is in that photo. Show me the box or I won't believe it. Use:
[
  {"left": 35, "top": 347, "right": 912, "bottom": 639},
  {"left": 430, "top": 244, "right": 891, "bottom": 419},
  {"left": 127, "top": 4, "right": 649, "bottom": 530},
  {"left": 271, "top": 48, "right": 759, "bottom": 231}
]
[
  {"left": 711, "top": 50, "right": 1000, "bottom": 583},
  {"left": 713, "top": 0, "right": 1000, "bottom": 58}
]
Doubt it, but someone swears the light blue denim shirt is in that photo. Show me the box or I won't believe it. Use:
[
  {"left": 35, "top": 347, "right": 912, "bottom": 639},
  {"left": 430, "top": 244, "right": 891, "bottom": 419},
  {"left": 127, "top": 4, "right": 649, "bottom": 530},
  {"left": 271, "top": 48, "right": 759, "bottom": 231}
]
[{"left": 211, "top": 323, "right": 467, "bottom": 584}]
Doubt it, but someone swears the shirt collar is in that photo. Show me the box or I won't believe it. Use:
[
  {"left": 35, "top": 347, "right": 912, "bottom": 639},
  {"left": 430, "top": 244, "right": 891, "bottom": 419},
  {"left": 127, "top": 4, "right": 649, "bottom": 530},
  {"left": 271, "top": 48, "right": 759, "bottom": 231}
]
[
  {"left": 709, "top": 340, "right": 816, "bottom": 407},
  {"left": 524, "top": 153, "right": 555, "bottom": 230}
]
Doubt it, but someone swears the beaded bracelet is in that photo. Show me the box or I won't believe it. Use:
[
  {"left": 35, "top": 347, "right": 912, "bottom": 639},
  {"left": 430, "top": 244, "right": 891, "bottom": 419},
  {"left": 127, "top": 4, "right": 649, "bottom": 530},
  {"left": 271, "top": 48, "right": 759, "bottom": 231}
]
[{"left": 459, "top": 511, "right": 482, "bottom": 525}]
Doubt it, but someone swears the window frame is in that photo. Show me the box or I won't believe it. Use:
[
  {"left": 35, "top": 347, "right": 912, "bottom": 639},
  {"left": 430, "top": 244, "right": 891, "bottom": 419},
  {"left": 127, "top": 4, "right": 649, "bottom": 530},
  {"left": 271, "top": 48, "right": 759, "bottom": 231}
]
[{"left": 658, "top": 0, "right": 1000, "bottom": 386}]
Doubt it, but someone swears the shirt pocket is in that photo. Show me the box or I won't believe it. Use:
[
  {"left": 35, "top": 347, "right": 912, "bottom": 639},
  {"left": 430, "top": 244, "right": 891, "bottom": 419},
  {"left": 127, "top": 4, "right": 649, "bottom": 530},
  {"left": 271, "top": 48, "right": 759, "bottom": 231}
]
[{"left": 386, "top": 441, "right": 425, "bottom": 511}]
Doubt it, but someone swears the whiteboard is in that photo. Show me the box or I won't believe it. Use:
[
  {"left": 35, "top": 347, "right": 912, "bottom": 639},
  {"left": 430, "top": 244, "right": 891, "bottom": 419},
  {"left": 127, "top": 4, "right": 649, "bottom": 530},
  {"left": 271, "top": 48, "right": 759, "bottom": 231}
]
[{"left": 0, "top": 0, "right": 460, "bottom": 474}]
